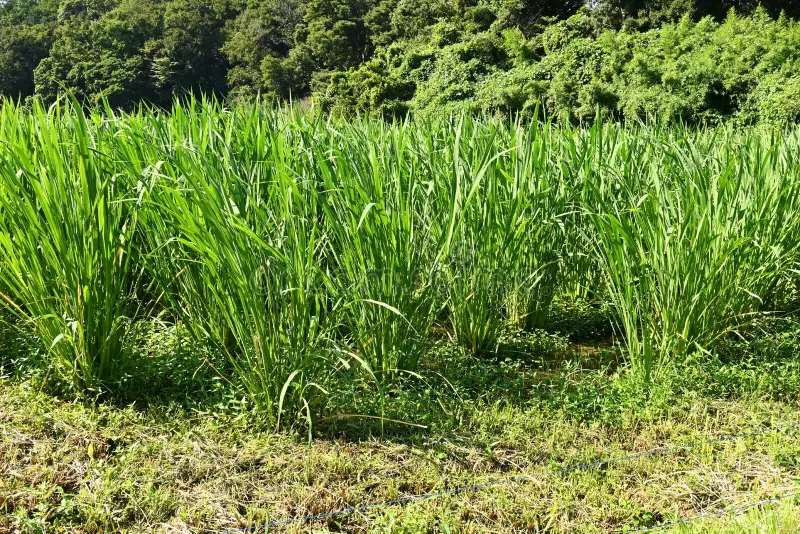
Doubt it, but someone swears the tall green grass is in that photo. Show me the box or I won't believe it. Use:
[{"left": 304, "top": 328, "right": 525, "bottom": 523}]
[
  {"left": 583, "top": 125, "right": 800, "bottom": 379},
  {"left": 140, "top": 104, "right": 335, "bottom": 420},
  {"left": 0, "top": 99, "right": 146, "bottom": 393},
  {"left": 313, "top": 119, "right": 446, "bottom": 375},
  {"left": 438, "top": 119, "right": 536, "bottom": 355},
  {"left": 1, "top": 97, "right": 798, "bottom": 420},
  {"left": 503, "top": 120, "right": 569, "bottom": 331}
]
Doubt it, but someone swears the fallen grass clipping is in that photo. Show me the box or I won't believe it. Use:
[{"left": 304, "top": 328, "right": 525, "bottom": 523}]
[{"left": 2, "top": 349, "right": 799, "bottom": 533}]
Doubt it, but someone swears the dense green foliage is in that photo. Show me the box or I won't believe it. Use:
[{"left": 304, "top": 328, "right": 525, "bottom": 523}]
[
  {"left": 326, "top": 8, "right": 800, "bottom": 122},
  {"left": 2, "top": 0, "right": 800, "bottom": 122},
  {"left": 0, "top": 100, "right": 798, "bottom": 423}
]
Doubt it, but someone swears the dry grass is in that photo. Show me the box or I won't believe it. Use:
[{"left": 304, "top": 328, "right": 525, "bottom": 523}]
[{"left": 2, "top": 373, "right": 798, "bottom": 533}]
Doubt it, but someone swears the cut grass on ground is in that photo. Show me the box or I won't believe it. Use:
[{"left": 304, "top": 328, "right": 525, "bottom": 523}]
[{"left": 2, "top": 333, "right": 799, "bottom": 533}]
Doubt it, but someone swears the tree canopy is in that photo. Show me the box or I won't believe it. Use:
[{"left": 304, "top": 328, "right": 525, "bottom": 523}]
[{"left": 1, "top": 0, "right": 799, "bottom": 123}]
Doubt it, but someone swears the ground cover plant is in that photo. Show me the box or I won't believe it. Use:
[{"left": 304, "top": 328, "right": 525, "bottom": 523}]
[
  {"left": 2, "top": 326, "right": 800, "bottom": 532},
  {"left": 0, "top": 99, "right": 799, "bottom": 531}
]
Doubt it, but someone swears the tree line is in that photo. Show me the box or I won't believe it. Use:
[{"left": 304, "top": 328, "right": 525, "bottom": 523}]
[{"left": 1, "top": 0, "right": 799, "bottom": 122}]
